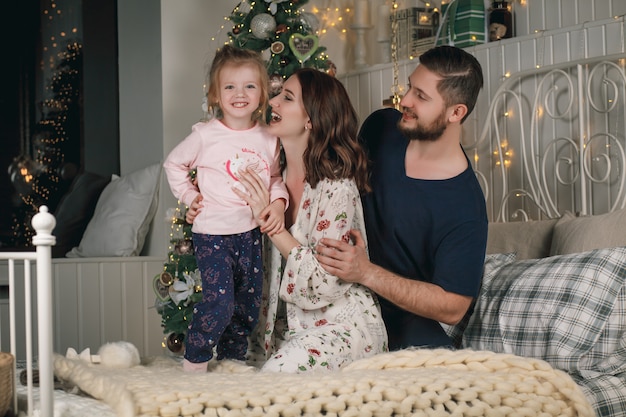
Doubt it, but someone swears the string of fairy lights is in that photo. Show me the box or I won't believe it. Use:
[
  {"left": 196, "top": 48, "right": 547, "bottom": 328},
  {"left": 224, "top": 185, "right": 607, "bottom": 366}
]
[
  {"left": 390, "top": 0, "right": 401, "bottom": 109},
  {"left": 313, "top": 1, "right": 353, "bottom": 35},
  {"left": 167, "top": 204, "right": 186, "bottom": 277}
]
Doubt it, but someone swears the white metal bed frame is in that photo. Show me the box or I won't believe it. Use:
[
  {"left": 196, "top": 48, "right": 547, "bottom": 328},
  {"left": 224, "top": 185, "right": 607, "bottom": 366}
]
[
  {"left": 469, "top": 53, "right": 626, "bottom": 222},
  {"left": 1, "top": 206, "right": 55, "bottom": 417}
]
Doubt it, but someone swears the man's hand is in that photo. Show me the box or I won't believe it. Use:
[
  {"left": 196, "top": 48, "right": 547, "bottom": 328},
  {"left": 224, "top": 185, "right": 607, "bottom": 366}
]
[
  {"left": 319, "top": 229, "right": 472, "bottom": 325},
  {"left": 315, "top": 230, "right": 371, "bottom": 284},
  {"left": 185, "top": 194, "right": 203, "bottom": 224}
]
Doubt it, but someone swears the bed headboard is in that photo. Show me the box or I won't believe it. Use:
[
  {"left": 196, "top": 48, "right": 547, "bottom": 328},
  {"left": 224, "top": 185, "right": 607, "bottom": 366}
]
[
  {"left": 340, "top": 16, "right": 626, "bottom": 223},
  {"left": 468, "top": 53, "right": 626, "bottom": 222}
]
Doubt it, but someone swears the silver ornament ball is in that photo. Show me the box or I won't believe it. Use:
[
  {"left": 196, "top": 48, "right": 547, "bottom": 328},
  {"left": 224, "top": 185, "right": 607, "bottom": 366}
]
[{"left": 250, "top": 13, "right": 277, "bottom": 39}]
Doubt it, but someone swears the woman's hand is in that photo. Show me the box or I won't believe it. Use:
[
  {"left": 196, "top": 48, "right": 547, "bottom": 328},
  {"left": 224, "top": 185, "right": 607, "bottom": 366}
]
[{"left": 232, "top": 168, "right": 284, "bottom": 234}]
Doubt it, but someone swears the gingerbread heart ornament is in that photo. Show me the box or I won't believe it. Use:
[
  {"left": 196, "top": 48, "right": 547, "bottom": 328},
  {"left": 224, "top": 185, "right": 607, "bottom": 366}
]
[
  {"left": 153, "top": 273, "right": 171, "bottom": 302},
  {"left": 289, "top": 33, "right": 319, "bottom": 63}
]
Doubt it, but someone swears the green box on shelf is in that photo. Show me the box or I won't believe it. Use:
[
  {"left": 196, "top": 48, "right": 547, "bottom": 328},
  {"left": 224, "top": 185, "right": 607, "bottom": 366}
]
[
  {"left": 456, "top": 12, "right": 485, "bottom": 32},
  {"left": 454, "top": 0, "right": 485, "bottom": 13},
  {"left": 437, "top": 0, "right": 486, "bottom": 48}
]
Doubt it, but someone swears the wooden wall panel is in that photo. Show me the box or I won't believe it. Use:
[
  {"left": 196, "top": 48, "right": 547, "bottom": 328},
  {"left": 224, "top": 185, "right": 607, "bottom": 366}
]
[{"left": 45, "top": 258, "right": 165, "bottom": 358}]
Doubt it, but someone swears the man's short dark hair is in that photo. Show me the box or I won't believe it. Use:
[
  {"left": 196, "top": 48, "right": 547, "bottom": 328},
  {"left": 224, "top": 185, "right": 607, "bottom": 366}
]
[{"left": 418, "top": 46, "right": 484, "bottom": 122}]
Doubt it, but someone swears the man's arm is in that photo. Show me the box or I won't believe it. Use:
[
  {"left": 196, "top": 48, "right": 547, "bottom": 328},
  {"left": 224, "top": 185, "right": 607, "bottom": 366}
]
[{"left": 315, "top": 230, "right": 472, "bottom": 325}]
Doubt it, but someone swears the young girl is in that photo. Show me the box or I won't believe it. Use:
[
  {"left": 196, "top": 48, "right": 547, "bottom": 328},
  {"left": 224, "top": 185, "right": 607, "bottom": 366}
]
[{"left": 163, "top": 45, "right": 288, "bottom": 372}]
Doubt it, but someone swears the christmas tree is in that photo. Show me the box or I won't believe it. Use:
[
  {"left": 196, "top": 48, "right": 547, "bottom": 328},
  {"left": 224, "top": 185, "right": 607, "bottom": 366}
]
[
  {"left": 8, "top": 41, "right": 82, "bottom": 246},
  {"left": 227, "top": 0, "right": 331, "bottom": 95},
  {"left": 154, "top": 201, "right": 202, "bottom": 354}
]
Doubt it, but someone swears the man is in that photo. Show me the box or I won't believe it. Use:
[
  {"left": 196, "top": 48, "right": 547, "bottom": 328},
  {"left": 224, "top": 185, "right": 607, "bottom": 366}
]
[{"left": 315, "top": 45, "right": 488, "bottom": 350}]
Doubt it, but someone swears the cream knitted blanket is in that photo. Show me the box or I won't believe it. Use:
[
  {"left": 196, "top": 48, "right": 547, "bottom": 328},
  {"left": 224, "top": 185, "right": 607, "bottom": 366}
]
[{"left": 53, "top": 348, "right": 595, "bottom": 417}]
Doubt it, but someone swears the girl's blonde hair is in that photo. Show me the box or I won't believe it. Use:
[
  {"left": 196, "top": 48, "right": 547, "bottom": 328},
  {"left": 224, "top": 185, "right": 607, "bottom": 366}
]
[{"left": 206, "top": 45, "right": 269, "bottom": 123}]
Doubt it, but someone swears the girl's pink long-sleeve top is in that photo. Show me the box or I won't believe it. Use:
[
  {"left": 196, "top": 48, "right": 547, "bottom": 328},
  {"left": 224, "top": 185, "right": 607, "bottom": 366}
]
[{"left": 163, "top": 119, "right": 288, "bottom": 235}]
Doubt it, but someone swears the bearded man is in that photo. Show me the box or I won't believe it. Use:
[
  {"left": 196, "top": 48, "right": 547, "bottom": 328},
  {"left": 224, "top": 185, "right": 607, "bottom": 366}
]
[{"left": 316, "top": 45, "right": 488, "bottom": 349}]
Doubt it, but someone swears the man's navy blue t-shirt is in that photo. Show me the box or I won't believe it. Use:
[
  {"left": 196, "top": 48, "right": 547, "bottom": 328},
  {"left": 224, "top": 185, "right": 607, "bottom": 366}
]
[{"left": 359, "top": 108, "right": 488, "bottom": 350}]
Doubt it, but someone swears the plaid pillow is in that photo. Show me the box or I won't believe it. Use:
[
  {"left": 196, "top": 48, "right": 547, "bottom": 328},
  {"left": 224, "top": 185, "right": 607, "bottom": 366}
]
[{"left": 462, "top": 246, "right": 626, "bottom": 416}]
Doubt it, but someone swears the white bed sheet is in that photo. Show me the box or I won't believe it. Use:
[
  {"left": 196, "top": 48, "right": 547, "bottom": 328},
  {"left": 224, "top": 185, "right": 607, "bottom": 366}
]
[{"left": 14, "top": 374, "right": 116, "bottom": 417}]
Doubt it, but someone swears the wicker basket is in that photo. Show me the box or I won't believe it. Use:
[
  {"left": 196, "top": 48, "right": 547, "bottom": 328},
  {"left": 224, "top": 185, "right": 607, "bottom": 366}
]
[{"left": 0, "top": 352, "right": 14, "bottom": 417}]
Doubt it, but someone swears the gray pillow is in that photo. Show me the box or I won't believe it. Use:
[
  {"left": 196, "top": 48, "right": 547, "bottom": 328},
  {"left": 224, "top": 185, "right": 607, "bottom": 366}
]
[
  {"left": 52, "top": 172, "right": 110, "bottom": 258},
  {"left": 486, "top": 218, "right": 558, "bottom": 260},
  {"left": 550, "top": 208, "right": 626, "bottom": 255}
]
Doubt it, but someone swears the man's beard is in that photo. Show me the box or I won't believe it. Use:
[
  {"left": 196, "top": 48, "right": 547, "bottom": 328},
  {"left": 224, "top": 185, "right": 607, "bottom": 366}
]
[{"left": 397, "top": 108, "right": 447, "bottom": 142}]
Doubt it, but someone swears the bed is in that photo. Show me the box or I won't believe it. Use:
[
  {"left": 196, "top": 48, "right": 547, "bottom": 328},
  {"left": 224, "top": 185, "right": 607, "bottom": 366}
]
[
  {"left": 3, "top": 208, "right": 614, "bottom": 416},
  {"left": 2, "top": 25, "right": 626, "bottom": 417}
]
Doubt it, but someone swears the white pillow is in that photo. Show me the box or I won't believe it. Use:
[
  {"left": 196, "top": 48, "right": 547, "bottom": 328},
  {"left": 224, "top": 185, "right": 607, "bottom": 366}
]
[{"left": 66, "top": 163, "right": 162, "bottom": 257}]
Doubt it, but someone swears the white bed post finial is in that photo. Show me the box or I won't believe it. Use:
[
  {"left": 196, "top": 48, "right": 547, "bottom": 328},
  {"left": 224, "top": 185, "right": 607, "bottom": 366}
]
[
  {"left": 31, "top": 206, "right": 56, "bottom": 247},
  {"left": 31, "top": 205, "right": 56, "bottom": 417}
]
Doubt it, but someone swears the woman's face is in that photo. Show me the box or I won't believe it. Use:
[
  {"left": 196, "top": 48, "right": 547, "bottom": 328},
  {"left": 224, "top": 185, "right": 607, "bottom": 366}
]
[{"left": 267, "top": 75, "right": 310, "bottom": 139}]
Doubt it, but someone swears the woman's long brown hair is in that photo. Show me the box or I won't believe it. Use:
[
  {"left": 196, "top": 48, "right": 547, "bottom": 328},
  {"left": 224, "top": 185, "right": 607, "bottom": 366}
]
[{"left": 294, "top": 68, "right": 370, "bottom": 193}]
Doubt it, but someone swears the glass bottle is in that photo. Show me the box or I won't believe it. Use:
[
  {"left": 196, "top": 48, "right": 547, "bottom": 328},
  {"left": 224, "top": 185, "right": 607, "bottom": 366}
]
[{"left": 488, "top": 1, "right": 513, "bottom": 41}]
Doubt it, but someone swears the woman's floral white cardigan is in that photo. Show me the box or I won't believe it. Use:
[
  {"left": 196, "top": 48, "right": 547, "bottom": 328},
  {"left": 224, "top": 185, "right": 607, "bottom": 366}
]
[{"left": 247, "top": 178, "right": 388, "bottom": 373}]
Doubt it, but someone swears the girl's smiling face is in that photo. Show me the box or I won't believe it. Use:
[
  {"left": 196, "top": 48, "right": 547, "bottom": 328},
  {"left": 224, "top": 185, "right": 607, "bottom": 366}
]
[{"left": 217, "top": 63, "right": 263, "bottom": 130}]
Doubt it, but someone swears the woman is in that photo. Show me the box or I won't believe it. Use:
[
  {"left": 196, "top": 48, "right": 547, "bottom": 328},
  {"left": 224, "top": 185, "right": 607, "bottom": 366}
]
[{"left": 233, "top": 68, "right": 388, "bottom": 373}]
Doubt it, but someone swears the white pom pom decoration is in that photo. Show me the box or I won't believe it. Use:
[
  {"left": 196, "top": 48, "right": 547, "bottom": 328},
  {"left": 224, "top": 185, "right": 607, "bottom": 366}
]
[{"left": 97, "top": 341, "right": 141, "bottom": 369}]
